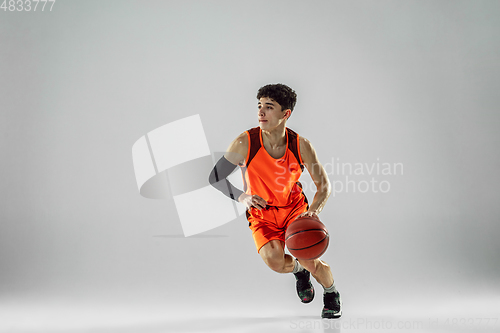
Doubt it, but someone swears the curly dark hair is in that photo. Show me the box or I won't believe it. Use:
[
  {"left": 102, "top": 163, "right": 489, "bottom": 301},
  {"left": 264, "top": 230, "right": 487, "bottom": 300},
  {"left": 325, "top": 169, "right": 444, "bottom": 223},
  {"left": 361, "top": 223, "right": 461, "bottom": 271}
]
[{"left": 257, "top": 83, "right": 297, "bottom": 113}]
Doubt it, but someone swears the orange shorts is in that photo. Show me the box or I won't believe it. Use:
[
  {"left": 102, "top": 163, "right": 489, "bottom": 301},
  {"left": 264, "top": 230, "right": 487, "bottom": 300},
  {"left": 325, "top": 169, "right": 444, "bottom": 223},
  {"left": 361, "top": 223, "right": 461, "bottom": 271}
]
[{"left": 247, "top": 193, "right": 309, "bottom": 253}]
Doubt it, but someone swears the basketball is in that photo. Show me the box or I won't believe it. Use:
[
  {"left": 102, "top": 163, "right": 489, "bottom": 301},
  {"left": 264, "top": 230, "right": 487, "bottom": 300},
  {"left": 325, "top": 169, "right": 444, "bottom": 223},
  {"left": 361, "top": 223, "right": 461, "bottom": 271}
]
[{"left": 285, "top": 216, "right": 329, "bottom": 260}]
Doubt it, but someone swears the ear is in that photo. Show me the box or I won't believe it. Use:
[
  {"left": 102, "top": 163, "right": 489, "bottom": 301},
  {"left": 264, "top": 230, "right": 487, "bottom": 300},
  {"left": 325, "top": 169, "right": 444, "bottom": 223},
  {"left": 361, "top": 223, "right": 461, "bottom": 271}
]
[{"left": 283, "top": 109, "right": 292, "bottom": 120}]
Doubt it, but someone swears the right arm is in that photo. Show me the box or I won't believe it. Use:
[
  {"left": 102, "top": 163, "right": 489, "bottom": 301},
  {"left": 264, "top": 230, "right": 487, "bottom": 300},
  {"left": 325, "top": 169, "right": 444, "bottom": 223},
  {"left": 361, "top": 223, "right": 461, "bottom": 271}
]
[{"left": 209, "top": 132, "right": 267, "bottom": 210}]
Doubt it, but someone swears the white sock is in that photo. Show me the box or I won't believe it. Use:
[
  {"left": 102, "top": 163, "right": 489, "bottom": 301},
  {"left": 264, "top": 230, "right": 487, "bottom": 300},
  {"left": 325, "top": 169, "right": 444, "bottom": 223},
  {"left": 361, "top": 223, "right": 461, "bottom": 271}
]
[
  {"left": 292, "top": 259, "right": 304, "bottom": 274},
  {"left": 323, "top": 282, "right": 338, "bottom": 294}
]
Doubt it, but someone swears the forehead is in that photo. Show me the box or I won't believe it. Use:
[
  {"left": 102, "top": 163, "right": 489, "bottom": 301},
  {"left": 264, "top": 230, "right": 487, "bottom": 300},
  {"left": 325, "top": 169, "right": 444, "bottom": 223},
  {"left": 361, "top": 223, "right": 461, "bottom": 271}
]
[{"left": 258, "top": 97, "right": 278, "bottom": 105}]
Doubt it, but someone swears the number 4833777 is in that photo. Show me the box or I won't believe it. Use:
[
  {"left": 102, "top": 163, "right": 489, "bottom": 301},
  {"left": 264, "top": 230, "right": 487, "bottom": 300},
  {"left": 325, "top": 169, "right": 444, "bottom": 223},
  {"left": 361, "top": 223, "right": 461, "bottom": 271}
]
[{"left": 1, "top": 0, "right": 56, "bottom": 11}]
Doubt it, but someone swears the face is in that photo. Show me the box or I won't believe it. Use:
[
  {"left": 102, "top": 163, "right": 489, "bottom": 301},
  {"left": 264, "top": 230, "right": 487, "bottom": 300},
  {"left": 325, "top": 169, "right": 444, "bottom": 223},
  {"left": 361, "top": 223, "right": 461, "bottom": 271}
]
[{"left": 257, "top": 97, "right": 290, "bottom": 130}]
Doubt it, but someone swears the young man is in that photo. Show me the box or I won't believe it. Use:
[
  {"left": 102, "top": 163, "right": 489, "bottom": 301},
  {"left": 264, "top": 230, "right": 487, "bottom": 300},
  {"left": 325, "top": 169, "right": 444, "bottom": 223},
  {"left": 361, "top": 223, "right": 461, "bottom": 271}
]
[{"left": 209, "top": 83, "right": 341, "bottom": 318}]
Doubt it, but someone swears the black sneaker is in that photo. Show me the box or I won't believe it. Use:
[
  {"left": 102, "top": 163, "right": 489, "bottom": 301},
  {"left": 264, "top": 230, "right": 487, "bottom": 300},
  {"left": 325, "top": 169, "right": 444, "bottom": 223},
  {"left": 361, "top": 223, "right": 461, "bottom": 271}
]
[
  {"left": 293, "top": 269, "right": 314, "bottom": 303},
  {"left": 321, "top": 290, "right": 342, "bottom": 318}
]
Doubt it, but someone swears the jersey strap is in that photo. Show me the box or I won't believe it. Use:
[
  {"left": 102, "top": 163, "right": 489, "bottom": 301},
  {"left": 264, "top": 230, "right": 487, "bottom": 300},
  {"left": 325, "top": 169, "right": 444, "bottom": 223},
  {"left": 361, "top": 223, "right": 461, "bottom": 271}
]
[
  {"left": 244, "top": 127, "right": 262, "bottom": 169},
  {"left": 286, "top": 127, "right": 304, "bottom": 172}
]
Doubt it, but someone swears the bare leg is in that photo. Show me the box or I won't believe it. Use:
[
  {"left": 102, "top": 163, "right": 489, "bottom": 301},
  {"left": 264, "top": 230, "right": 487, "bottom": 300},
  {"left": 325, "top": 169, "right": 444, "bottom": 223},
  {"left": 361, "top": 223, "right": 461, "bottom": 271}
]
[
  {"left": 297, "top": 258, "right": 334, "bottom": 288},
  {"left": 259, "top": 240, "right": 295, "bottom": 273}
]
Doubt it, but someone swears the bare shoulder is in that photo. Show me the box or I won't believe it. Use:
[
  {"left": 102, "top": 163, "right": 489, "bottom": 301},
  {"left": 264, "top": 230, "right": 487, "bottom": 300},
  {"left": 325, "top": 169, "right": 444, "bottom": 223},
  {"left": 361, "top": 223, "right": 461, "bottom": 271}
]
[
  {"left": 229, "top": 132, "right": 249, "bottom": 150},
  {"left": 299, "top": 136, "right": 317, "bottom": 163},
  {"left": 299, "top": 136, "right": 312, "bottom": 152},
  {"left": 225, "top": 132, "right": 249, "bottom": 165}
]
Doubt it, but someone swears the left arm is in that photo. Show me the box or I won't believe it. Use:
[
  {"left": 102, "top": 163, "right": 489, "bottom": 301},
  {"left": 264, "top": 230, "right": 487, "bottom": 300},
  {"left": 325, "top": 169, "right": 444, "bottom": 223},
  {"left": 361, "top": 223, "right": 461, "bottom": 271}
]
[{"left": 298, "top": 136, "right": 331, "bottom": 219}]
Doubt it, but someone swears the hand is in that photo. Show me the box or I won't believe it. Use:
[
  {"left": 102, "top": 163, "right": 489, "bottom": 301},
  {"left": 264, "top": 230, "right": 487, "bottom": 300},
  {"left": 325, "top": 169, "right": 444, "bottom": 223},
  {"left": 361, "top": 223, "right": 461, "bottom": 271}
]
[
  {"left": 238, "top": 193, "right": 267, "bottom": 210},
  {"left": 297, "top": 210, "right": 320, "bottom": 220}
]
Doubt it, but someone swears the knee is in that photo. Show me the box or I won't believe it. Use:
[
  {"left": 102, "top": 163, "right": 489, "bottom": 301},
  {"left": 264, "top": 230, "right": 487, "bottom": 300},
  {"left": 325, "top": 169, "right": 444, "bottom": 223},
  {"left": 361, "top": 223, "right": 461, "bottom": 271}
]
[
  {"left": 263, "top": 255, "right": 286, "bottom": 273},
  {"left": 259, "top": 240, "right": 286, "bottom": 273}
]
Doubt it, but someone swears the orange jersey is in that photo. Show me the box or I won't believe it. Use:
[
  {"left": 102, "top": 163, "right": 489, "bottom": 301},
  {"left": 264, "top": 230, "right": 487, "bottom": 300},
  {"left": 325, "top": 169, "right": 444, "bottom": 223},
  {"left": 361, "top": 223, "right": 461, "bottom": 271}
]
[
  {"left": 240, "top": 127, "right": 309, "bottom": 252},
  {"left": 240, "top": 127, "right": 305, "bottom": 207}
]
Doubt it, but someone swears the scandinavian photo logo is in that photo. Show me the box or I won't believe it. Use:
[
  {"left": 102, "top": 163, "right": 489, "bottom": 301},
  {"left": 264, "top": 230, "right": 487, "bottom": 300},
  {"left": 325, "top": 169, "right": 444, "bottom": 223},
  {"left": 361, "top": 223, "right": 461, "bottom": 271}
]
[
  {"left": 273, "top": 157, "right": 404, "bottom": 196},
  {"left": 325, "top": 157, "right": 403, "bottom": 196}
]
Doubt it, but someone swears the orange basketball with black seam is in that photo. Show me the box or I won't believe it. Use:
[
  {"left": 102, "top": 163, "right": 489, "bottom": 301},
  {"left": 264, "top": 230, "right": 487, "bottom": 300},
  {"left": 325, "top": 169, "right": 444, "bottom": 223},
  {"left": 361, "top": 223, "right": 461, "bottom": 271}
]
[{"left": 285, "top": 216, "right": 329, "bottom": 260}]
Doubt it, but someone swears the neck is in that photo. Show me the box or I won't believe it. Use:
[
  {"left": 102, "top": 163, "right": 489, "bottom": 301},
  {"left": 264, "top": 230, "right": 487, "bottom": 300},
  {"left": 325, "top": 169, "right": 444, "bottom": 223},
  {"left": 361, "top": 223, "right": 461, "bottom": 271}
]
[{"left": 262, "top": 122, "right": 287, "bottom": 148}]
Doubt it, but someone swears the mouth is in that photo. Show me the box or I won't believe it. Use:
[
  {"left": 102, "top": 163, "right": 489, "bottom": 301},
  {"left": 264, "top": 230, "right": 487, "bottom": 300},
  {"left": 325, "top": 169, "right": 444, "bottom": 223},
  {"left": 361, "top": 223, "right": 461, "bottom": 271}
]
[{"left": 259, "top": 120, "right": 268, "bottom": 123}]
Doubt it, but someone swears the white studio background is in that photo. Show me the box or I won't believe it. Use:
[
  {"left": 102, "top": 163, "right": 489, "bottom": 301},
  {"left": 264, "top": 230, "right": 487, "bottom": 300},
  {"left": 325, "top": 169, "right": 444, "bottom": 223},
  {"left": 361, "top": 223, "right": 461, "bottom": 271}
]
[{"left": 1, "top": 0, "right": 499, "bottom": 332}]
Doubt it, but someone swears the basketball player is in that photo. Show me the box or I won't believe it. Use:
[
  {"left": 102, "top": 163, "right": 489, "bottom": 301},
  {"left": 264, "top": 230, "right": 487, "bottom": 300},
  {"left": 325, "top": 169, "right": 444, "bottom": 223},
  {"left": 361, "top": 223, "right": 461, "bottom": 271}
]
[{"left": 209, "top": 83, "right": 341, "bottom": 318}]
